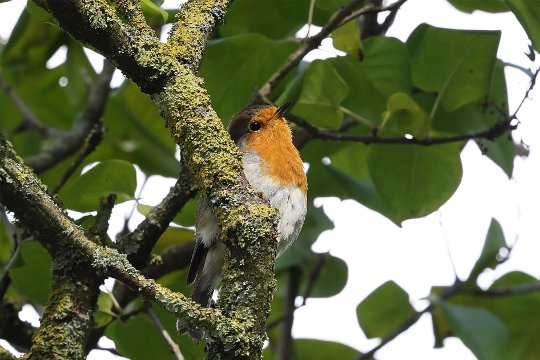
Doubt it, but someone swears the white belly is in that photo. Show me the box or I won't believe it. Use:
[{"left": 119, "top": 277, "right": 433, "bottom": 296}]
[{"left": 242, "top": 152, "right": 307, "bottom": 255}]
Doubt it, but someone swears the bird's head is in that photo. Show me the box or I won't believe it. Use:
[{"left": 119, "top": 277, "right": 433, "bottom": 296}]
[{"left": 228, "top": 103, "right": 292, "bottom": 150}]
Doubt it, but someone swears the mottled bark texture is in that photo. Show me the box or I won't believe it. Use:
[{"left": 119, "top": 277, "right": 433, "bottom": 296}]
[{"left": 0, "top": 0, "right": 281, "bottom": 358}]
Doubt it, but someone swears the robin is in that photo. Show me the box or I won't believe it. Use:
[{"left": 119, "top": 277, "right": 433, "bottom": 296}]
[{"left": 186, "top": 102, "right": 308, "bottom": 311}]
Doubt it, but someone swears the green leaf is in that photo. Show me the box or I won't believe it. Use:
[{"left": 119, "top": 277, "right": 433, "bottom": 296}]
[
  {"left": 368, "top": 143, "right": 463, "bottom": 224},
  {"left": 447, "top": 0, "right": 509, "bottom": 13},
  {"left": 10, "top": 241, "right": 51, "bottom": 305},
  {"left": 361, "top": 36, "right": 412, "bottom": 97},
  {"left": 139, "top": 0, "right": 168, "bottom": 26},
  {"left": 357, "top": 281, "right": 416, "bottom": 339},
  {"left": 408, "top": 25, "right": 500, "bottom": 112},
  {"left": 93, "top": 291, "right": 115, "bottom": 327},
  {"left": 25, "top": 0, "right": 54, "bottom": 22},
  {"left": 61, "top": 160, "right": 137, "bottom": 212},
  {"left": 437, "top": 301, "right": 508, "bottom": 360},
  {"left": 302, "top": 255, "right": 348, "bottom": 298},
  {"left": 291, "top": 60, "right": 348, "bottom": 128},
  {"left": 290, "top": 339, "right": 360, "bottom": 359},
  {"left": 327, "top": 56, "right": 386, "bottom": 127},
  {"left": 467, "top": 218, "right": 506, "bottom": 283},
  {"left": 327, "top": 37, "right": 411, "bottom": 127},
  {"left": 137, "top": 197, "right": 197, "bottom": 228},
  {"left": 0, "top": 218, "right": 13, "bottom": 265},
  {"left": 506, "top": 0, "right": 540, "bottom": 51},
  {"left": 1, "top": 10, "right": 65, "bottom": 69},
  {"left": 201, "top": 34, "right": 297, "bottom": 122},
  {"left": 95, "top": 82, "right": 179, "bottom": 178},
  {"left": 302, "top": 141, "right": 391, "bottom": 217},
  {"left": 221, "top": 0, "right": 348, "bottom": 39},
  {"left": 432, "top": 272, "right": 540, "bottom": 360},
  {"left": 428, "top": 60, "right": 515, "bottom": 178},
  {"left": 382, "top": 92, "right": 431, "bottom": 139},
  {"left": 331, "top": 19, "right": 363, "bottom": 58},
  {"left": 265, "top": 338, "right": 359, "bottom": 359},
  {"left": 484, "top": 135, "right": 516, "bottom": 178},
  {"left": 153, "top": 227, "right": 195, "bottom": 255},
  {"left": 64, "top": 40, "right": 97, "bottom": 105},
  {"left": 106, "top": 311, "right": 204, "bottom": 360}
]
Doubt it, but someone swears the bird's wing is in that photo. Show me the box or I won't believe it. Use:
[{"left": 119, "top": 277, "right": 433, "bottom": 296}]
[{"left": 187, "top": 240, "right": 208, "bottom": 285}]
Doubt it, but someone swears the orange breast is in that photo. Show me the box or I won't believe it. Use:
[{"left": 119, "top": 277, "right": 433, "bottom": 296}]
[{"left": 244, "top": 118, "right": 307, "bottom": 196}]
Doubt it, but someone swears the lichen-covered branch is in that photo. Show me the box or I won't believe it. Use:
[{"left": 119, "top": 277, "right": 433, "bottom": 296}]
[
  {"left": 167, "top": 0, "right": 232, "bottom": 72},
  {"left": 26, "top": 260, "right": 102, "bottom": 359},
  {"left": 0, "top": 135, "right": 236, "bottom": 342},
  {"left": 112, "top": 0, "right": 153, "bottom": 34},
  {"left": 0, "top": 346, "right": 16, "bottom": 360},
  {"left": 25, "top": 0, "right": 280, "bottom": 357}
]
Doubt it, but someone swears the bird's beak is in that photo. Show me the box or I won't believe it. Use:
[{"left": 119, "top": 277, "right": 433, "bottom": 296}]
[{"left": 273, "top": 102, "right": 291, "bottom": 120}]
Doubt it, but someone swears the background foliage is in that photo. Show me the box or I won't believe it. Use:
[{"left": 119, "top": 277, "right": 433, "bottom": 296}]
[{"left": 0, "top": 0, "right": 539, "bottom": 359}]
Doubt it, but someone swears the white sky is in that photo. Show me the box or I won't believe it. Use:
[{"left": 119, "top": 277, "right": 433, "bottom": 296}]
[{"left": 1, "top": 0, "right": 539, "bottom": 359}]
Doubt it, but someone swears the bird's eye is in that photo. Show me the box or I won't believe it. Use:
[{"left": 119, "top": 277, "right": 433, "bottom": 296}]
[{"left": 249, "top": 121, "right": 262, "bottom": 131}]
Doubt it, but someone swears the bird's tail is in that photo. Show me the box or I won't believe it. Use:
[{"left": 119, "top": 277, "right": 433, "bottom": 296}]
[{"left": 177, "top": 243, "right": 225, "bottom": 341}]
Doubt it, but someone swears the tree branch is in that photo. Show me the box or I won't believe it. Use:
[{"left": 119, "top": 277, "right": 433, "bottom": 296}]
[
  {"left": 118, "top": 169, "right": 196, "bottom": 268},
  {"left": 467, "top": 282, "right": 540, "bottom": 297},
  {"left": 167, "top": 0, "right": 232, "bottom": 72},
  {"left": 341, "top": 0, "right": 408, "bottom": 28},
  {"left": 0, "top": 135, "right": 238, "bottom": 341},
  {"left": 276, "top": 266, "right": 301, "bottom": 360},
  {"left": 0, "top": 75, "right": 61, "bottom": 138},
  {"left": 0, "top": 345, "right": 17, "bottom": 360},
  {"left": 291, "top": 65, "right": 539, "bottom": 146},
  {"left": 0, "top": 302, "right": 34, "bottom": 353},
  {"left": 356, "top": 281, "right": 464, "bottom": 360},
  {"left": 257, "top": 0, "right": 409, "bottom": 100},
  {"left": 24, "top": 60, "right": 115, "bottom": 173},
  {"left": 112, "top": 0, "right": 153, "bottom": 34},
  {"left": 50, "top": 121, "right": 106, "bottom": 194},
  {"left": 145, "top": 302, "right": 185, "bottom": 360},
  {"left": 144, "top": 242, "right": 195, "bottom": 280},
  {"left": 29, "top": 0, "right": 279, "bottom": 357}
]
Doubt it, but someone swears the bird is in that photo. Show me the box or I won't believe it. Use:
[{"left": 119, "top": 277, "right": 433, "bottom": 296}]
[{"left": 186, "top": 102, "right": 307, "bottom": 310}]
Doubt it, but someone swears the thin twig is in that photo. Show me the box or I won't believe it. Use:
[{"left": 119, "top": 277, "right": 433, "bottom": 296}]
[
  {"left": 87, "top": 194, "right": 117, "bottom": 247},
  {"left": 276, "top": 266, "right": 302, "bottom": 360},
  {"left": 301, "top": 253, "right": 327, "bottom": 305},
  {"left": 341, "top": 0, "right": 408, "bottom": 26},
  {"left": 267, "top": 254, "right": 329, "bottom": 331},
  {"left": 257, "top": 0, "right": 409, "bottom": 100},
  {"left": 118, "top": 168, "right": 196, "bottom": 268},
  {"left": 94, "top": 346, "right": 123, "bottom": 357},
  {"left": 51, "top": 122, "right": 106, "bottom": 194},
  {"left": 510, "top": 67, "right": 539, "bottom": 120},
  {"left": 467, "top": 282, "right": 540, "bottom": 297},
  {"left": 305, "top": 0, "right": 316, "bottom": 40},
  {"left": 357, "top": 267, "right": 540, "bottom": 359},
  {"left": 0, "top": 75, "right": 61, "bottom": 137},
  {"left": 286, "top": 64, "right": 539, "bottom": 146},
  {"left": 438, "top": 212, "right": 459, "bottom": 281},
  {"left": 24, "top": 60, "right": 115, "bottom": 173},
  {"left": 357, "top": 280, "right": 463, "bottom": 360},
  {"left": 145, "top": 302, "right": 185, "bottom": 360}
]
